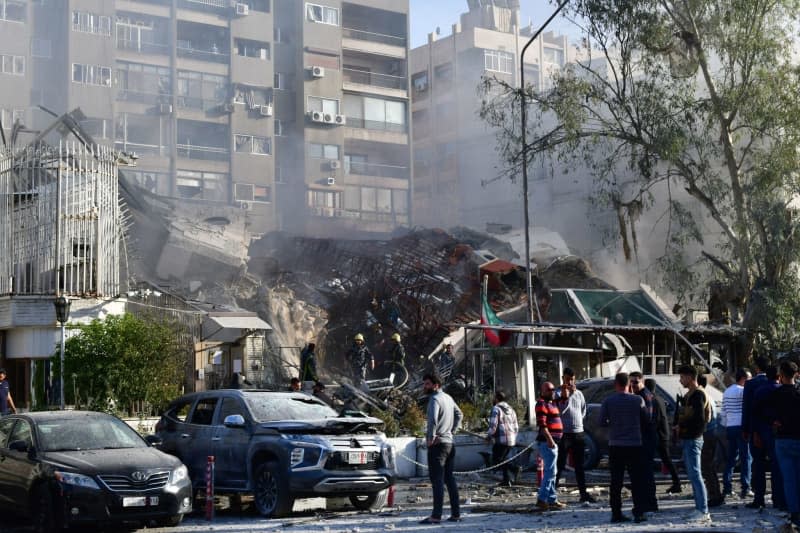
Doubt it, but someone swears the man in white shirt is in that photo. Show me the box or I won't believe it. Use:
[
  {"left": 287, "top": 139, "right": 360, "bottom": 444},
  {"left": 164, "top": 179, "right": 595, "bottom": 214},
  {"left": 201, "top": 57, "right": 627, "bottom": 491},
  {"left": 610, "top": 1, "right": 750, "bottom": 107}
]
[{"left": 722, "top": 368, "right": 752, "bottom": 498}]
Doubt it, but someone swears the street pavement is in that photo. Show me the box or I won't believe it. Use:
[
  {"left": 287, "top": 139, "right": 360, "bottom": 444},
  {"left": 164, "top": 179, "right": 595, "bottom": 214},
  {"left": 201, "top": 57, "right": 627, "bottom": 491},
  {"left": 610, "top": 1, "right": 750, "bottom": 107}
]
[{"left": 2, "top": 471, "right": 795, "bottom": 532}]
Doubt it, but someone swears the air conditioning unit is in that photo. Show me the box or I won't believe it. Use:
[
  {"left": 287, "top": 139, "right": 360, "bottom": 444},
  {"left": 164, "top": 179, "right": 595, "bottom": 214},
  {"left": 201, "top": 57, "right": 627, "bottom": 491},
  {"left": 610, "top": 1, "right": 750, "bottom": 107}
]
[
  {"left": 235, "top": 3, "right": 249, "bottom": 15},
  {"left": 158, "top": 103, "right": 173, "bottom": 115},
  {"left": 310, "top": 66, "right": 325, "bottom": 78},
  {"left": 259, "top": 104, "right": 273, "bottom": 116},
  {"left": 326, "top": 176, "right": 336, "bottom": 186},
  {"left": 329, "top": 160, "right": 340, "bottom": 170},
  {"left": 323, "top": 113, "right": 335, "bottom": 123},
  {"left": 334, "top": 114, "right": 346, "bottom": 125},
  {"left": 309, "top": 110, "right": 324, "bottom": 122},
  {"left": 239, "top": 201, "right": 251, "bottom": 210}
]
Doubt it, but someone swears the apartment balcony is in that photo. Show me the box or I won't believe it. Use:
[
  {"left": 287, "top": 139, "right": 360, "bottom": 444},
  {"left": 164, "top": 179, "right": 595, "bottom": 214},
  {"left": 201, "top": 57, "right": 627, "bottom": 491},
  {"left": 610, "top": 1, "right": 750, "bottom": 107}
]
[
  {"left": 343, "top": 68, "right": 407, "bottom": 99},
  {"left": 345, "top": 118, "right": 406, "bottom": 134},
  {"left": 345, "top": 160, "right": 409, "bottom": 180},
  {"left": 309, "top": 206, "right": 408, "bottom": 227},
  {"left": 117, "top": 89, "right": 171, "bottom": 106},
  {"left": 176, "top": 94, "right": 227, "bottom": 112},
  {"left": 177, "top": 42, "right": 229, "bottom": 63},
  {"left": 117, "top": 38, "right": 171, "bottom": 56},
  {"left": 176, "top": 143, "right": 229, "bottom": 161},
  {"left": 342, "top": 28, "right": 406, "bottom": 59},
  {"left": 177, "top": 0, "right": 229, "bottom": 13}
]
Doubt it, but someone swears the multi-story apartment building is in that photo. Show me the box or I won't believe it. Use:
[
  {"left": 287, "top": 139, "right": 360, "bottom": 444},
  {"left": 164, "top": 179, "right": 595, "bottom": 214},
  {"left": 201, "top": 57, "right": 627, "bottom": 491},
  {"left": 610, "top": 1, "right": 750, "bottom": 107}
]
[
  {"left": 0, "top": 0, "right": 411, "bottom": 240},
  {"left": 409, "top": 1, "right": 614, "bottom": 257}
]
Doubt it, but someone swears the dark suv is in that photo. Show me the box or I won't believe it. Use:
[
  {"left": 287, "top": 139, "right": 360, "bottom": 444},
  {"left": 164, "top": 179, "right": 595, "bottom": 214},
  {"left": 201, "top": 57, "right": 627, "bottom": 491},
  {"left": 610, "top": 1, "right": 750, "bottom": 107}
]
[
  {"left": 577, "top": 375, "right": 723, "bottom": 470},
  {"left": 154, "top": 390, "right": 396, "bottom": 517}
]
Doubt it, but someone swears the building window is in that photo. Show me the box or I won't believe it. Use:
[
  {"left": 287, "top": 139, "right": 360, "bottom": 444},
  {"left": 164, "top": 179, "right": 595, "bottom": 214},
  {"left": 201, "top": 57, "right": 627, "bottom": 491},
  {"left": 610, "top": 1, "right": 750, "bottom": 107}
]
[
  {"left": 234, "top": 134, "right": 271, "bottom": 155},
  {"left": 176, "top": 170, "right": 227, "bottom": 202},
  {"left": 274, "top": 72, "right": 285, "bottom": 90},
  {"left": 240, "top": 0, "right": 269, "bottom": 12},
  {"left": 543, "top": 46, "right": 565, "bottom": 66},
  {"left": 118, "top": 61, "right": 171, "bottom": 103},
  {"left": 232, "top": 84, "right": 272, "bottom": 109},
  {"left": 484, "top": 49, "right": 514, "bottom": 74},
  {"left": 0, "top": 0, "right": 25, "bottom": 23},
  {"left": 307, "top": 95, "right": 339, "bottom": 114},
  {"left": 305, "top": 3, "right": 338, "bottom": 26},
  {"left": 343, "top": 94, "right": 406, "bottom": 132},
  {"left": 308, "top": 142, "right": 339, "bottom": 160},
  {"left": 308, "top": 189, "right": 340, "bottom": 210},
  {"left": 275, "top": 166, "right": 285, "bottom": 184},
  {"left": 235, "top": 38, "right": 270, "bottom": 60},
  {"left": 72, "top": 11, "right": 111, "bottom": 36},
  {"left": 1, "top": 54, "right": 24, "bottom": 76},
  {"left": 31, "top": 38, "right": 51, "bottom": 58},
  {"left": 0, "top": 108, "right": 24, "bottom": 129},
  {"left": 235, "top": 182, "right": 271, "bottom": 203},
  {"left": 274, "top": 119, "right": 283, "bottom": 136},
  {"left": 125, "top": 169, "right": 170, "bottom": 196},
  {"left": 72, "top": 63, "right": 111, "bottom": 86},
  {"left": 78, "top": 117, "right": 110, "bottom": 139},
  {"left": 411, "top": 71, "right": 428, "bottom": 98}
]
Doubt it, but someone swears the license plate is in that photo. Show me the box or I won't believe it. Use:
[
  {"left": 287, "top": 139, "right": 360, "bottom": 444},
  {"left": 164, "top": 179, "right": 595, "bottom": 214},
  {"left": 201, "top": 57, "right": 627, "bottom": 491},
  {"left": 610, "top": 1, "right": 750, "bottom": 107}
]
[
  {"left": 122, "top": 496, "right": 158, "bottom": 507},
  {"left": 347, "top": 451, "right": 368, "bottom": 465}
]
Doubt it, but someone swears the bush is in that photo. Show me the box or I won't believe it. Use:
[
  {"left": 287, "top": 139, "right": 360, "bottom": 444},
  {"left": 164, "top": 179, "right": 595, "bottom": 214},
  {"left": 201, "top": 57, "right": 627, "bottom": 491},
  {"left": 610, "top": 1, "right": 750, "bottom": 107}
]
[
  {"left": 400, "top": 401, "right": 426, "bottom": 437},
  {"left": 373, "top": 408, "right": 401, "bottom": 438}
]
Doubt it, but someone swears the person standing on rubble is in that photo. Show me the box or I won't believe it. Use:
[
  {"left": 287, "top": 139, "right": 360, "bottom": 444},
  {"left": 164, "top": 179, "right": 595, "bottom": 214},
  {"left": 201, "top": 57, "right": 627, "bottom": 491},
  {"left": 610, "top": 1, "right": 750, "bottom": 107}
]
[
  {"left": 486, "top": 390, "right": 521, "bottom": 487},
  {"left": 300, "top": 342, "right": 318, "bottom": 382},
  {"left": 347, "top": 333, "right": 374, "bottom": 387},
  {"left": 554, "top": 367, "right": 595, "bottom": 502},
  {"left": 387, "top": 333, "right": 406, "bottom": 369}
]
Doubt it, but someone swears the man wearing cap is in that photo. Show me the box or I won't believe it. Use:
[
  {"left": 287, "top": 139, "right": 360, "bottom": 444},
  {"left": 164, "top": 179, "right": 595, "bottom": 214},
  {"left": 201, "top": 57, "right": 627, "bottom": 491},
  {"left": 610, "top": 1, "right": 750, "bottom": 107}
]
[
  {"left": 347, "top": 333, "right": 374, "bottom": 387},
  {"left": 0, "top": 368, "right": 16, "bottom": 415}
]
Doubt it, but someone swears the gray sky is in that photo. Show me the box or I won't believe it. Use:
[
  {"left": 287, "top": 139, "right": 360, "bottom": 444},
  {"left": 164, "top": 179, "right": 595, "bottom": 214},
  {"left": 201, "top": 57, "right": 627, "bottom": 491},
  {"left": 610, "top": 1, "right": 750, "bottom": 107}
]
[{"left": 408, "top": 0, "right": 578, "bottom": 48}]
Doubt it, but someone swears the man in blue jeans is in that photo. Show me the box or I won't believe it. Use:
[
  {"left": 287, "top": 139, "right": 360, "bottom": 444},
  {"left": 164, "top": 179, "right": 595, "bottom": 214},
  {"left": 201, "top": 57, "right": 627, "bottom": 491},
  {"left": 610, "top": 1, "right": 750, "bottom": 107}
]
[
  {"left": 535, "top": 381, "right": 565, "bottom": 511},
  {"left": 765, "top": 360, "right": 800, "bottom": 529},
  {"left": 420, "top": 373, "right": 463, "bottom": 524},
  {"left": 675, "top": 365, "right": 710, "bottom": 523},
  {"left": 722, "top": 368, "right": 751, "bottom": 498}
]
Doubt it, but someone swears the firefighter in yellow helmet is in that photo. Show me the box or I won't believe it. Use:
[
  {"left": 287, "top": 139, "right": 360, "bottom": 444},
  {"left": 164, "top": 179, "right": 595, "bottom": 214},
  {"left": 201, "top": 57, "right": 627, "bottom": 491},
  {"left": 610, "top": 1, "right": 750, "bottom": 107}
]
[
  {"left": 388, "top": 332, "right": 406, "bottom": 368},
  {"left": 346, "top": 333, "right": 374, "bottom": 386}
]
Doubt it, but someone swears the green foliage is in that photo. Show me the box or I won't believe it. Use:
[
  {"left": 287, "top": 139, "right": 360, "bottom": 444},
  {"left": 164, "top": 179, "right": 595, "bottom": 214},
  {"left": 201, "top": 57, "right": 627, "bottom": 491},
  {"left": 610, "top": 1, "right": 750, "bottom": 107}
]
[
  {"left": 373, "top": 408, "right": 401, "bottom": 438},
  {"left": 52, "top": 313, "right": 186, "bottom": 415},
  {"left": 480, "top": 0, "right": 800, "bottom": 350},
  {"left": 399, "top": 401, "right": 426, "bottom": 437},
  {"left": 458, "top": 393, "right": 493, "bottom": 432}
]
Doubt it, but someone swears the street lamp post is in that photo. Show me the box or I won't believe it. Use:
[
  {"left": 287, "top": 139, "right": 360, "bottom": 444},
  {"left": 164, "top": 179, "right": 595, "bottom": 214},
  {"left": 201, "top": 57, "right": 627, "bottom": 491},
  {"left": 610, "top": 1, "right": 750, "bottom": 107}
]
[
  {"left": 53, "top": 296, "right": 71, "bottom": 410},
  {"left": 520, "top": 0, "right": 570, "bottom": 323}
]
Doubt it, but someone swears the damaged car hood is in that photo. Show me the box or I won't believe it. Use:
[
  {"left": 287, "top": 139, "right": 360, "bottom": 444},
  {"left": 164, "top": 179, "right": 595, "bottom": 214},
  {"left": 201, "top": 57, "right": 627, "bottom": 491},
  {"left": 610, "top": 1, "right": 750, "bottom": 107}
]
[{"left": 257, "top": 417, "right": 384, "bottom": 434}]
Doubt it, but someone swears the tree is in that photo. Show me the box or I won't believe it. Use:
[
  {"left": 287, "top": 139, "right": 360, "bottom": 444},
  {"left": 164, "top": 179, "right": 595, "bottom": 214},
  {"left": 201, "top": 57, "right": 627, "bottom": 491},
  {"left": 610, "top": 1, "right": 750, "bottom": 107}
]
[
  {"left": 480, "top": 0, "right": 800, "bottom": 353},
  {"left": 54, "top": 313, "right": 186, "bottom": 414}
]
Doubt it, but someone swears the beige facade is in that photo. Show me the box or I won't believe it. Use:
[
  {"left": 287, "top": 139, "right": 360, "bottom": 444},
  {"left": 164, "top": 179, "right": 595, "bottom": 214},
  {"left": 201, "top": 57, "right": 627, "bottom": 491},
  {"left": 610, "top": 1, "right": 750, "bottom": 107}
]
[
  {"left": 409, "top": 2, "right": 613, "bottom": 257},
  {"left": 0, "top": 0, "right": 411, "bottom": 240}
]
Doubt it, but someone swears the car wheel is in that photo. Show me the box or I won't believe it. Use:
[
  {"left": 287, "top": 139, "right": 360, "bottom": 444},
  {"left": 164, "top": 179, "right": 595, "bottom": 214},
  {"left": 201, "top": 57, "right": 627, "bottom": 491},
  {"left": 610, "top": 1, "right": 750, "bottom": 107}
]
[
  {"left": 156, "top": 514, "right": 184, "bottom": 527},
  {"left": 349, "top": 489, "right": 388, "bottom": 511},
  {"left": 583, "top": 433, "right": 600, "bottom": 471},
  {"left": 253, "top": 461, "right": 293, "bottom": 517},
  {"left": 33, "top": 485, "right": 59, "bottom": 533}
]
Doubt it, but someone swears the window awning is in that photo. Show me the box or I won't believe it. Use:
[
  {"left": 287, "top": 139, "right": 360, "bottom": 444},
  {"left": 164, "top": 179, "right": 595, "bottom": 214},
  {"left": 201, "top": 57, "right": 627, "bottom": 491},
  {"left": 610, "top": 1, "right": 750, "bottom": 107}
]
[{"left": 202, "top": 314, "right": 272, "bottom": 343}]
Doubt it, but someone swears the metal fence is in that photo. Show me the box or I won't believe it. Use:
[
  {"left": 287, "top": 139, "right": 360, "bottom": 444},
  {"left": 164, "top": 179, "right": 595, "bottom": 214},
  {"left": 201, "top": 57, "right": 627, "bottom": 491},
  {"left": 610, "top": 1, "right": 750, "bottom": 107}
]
[{"left": 0, "top": 142, "right": 120, "bottom": 297}]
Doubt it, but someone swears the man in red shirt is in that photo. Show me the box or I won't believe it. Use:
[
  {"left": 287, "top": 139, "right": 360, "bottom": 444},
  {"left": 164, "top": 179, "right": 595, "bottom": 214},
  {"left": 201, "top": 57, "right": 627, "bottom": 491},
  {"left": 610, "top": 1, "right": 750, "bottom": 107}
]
[{"left": 535, "top": 381, "right": 565, "bottom": 510}]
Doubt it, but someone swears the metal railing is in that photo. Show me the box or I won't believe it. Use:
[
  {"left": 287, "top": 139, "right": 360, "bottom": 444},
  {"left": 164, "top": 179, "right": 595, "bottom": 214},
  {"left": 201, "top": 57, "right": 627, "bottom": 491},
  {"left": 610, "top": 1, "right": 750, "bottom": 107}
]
[
  {"left": 342, "top": 27, "right": 406, "bottom": 48},
  {"left": 342, "top": 68, "right": 407, "bottom": 91},
  {"left": 114, "top": 140, "right": 165, "bottom": 157},
  {"left": 345, "top": 160, "right": 409, "bottom": 179},
  {"left": 176, "top": 43, "right": 229, "bottom": 64},
  {"left": 176, "top": 94, "right": 226, "bottom": 111},
  {"left": 177, "top": 143, "right": 229, "bottom": 161},
  {"left": 177, "top": 0, "right": 228, "bottom": 11},
  {"left": 309, "top": 206, "right": 406, "bottom": 225},
  {"left": 344, "top": 117, "right": 407, "bottom": 134},
  {"left": 117, "top": 89, "right": 170, "bottom": 105},
  {"left": 116, "top": 38, "right": 170, "bottom": 55}
]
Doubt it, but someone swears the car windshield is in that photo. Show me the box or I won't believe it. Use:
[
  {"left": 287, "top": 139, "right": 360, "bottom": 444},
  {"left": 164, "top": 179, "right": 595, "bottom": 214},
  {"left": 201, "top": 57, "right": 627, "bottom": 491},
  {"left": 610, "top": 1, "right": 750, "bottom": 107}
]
[
  {"left": 38, "top": 416, "right": 147, "bottom": 452},
  {"left": 245, "top": 394, "right": 339, "bottom": 422}
]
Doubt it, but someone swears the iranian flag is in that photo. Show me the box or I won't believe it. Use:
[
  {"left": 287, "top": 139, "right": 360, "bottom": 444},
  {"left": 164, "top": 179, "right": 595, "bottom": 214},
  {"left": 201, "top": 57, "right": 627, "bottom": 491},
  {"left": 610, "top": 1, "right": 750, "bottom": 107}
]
[{"left": 481, "top": 289, "right": 511, "bottom": 346}]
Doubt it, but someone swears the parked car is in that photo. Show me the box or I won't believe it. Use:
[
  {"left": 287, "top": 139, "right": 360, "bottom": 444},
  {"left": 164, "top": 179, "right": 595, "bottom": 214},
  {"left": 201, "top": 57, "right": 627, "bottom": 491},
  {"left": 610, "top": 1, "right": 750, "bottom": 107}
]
[
  {"left": 577, "top": 374, "right": 724, "bottom": 470},
  {"left": 154, "top": 390, "right": 397, "bottom": 517},
  {"left": 0, "top": 410, "right": 192, "bottom": 532}
]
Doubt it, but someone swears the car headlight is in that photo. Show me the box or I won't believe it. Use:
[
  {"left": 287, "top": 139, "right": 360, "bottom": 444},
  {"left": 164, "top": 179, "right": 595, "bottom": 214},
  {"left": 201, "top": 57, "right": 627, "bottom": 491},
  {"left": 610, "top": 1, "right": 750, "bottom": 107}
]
[
  {"left": 55, "top": 471, "right": 100, "bottom": 490},
  {"left": 382, "top": 444, "right": 396, "bottom": 471},
  {"left": 290, "top": 446, "right": 322, "bottom": 468},
  {"left": 290, "top": 447, "right": 304, "bottom": 466},
  {"left": 169, "top": 465, "right": 189, "bottom": 485}
]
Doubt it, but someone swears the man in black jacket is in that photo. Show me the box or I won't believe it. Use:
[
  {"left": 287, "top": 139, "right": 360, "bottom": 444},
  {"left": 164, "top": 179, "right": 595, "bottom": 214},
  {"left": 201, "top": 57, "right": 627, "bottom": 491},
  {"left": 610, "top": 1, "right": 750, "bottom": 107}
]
[
  {"left": 674, "top": 365, "right": 710, "bottom": 523},
  {"left": 645, "top": 378, "right": 681, "bottom": 493}
]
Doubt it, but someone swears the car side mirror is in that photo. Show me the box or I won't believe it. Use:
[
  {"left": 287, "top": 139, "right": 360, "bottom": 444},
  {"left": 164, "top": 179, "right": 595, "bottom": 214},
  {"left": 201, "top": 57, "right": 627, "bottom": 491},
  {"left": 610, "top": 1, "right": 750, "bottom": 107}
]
[
  {"left": 144, "top": 435, "right": 163, "bottom": 447},
  {"left": 223, "top": 414, "right": 246, "bottom": 428},
  {"left": 9, "top": 439, "right": 29, "bottom": 453}
]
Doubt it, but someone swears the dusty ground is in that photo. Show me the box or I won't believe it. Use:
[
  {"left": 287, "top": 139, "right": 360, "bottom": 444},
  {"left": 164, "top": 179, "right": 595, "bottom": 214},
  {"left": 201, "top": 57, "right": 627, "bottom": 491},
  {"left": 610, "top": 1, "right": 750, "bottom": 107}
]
[{"left": 4, "top": 469, "right": 793, "bottom": 533}]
